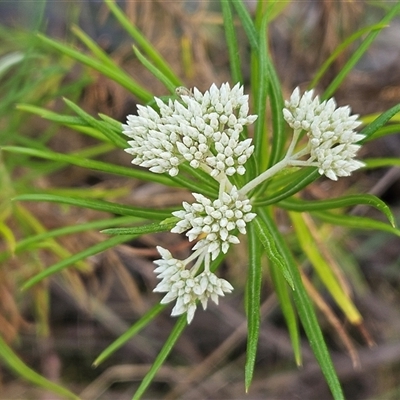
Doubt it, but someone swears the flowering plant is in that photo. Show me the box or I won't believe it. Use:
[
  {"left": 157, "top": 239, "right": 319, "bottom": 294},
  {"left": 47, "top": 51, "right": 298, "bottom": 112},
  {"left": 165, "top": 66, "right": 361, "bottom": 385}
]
[{"left": 3, "top": 1, "right": 400, "bottom": 399}]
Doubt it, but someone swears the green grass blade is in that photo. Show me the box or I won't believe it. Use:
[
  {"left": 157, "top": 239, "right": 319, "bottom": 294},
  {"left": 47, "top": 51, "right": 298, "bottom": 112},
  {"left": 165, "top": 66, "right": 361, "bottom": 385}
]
[
  {"left": 290, "top": 212, "right": 362, "bottom": 324},
  {"left": 63, "top": 98, "right": 127, "bottom": 148},
  {"left": 2, "top": 146, "right": 177, "bottom": 187},
  {"left": 0, "top": 336, "right": 79, "bottom": 400},
  {"left": 265, "top": 52, "right": 286, "bottom": 168},
  {"left": 322, "top": 3, "right": 400, "bottom": 99},
  {"left": 0, "top": 216, "right": 140, "bottom": 263},
  {"left": 364, "top": 157, "right": 400, "bottom": 169},
  {"left": 21, "top": 234, "right": 134, "bottom": 290},
  {"left": 71, "top": 24, "right": 116, "bottom": 68},
  {"left": 221, "top": 0, "right": 243, "bottom": 84},
  {"left": 13, "top": 194, "right": 173, "bottom": 220},
  {"left": 104, "top": 0, "right": 181, "bottom": 87},
  {"left": 258, "top": 208, "right": 344, "bottom": 400},
  {"left": 312, "top": 211, "right": 400, "bottom": 237},
  {"left": 279, "top": 194, "right": 396, "bottom": 227},
  {"left": 310, "top": 23, "right": 387, "bottom": 89},
  {"left": 254, "top": 168, "right": 319, "bottom": 206},
  {"left": 269, "top": 252, "right": 302, "bottom": 366},
  {"left": 245, "top": 223, "right": 262, "bottom": 391},
  {"left": 230, "top": 0, "right": 258, "bottom": 50},
  {"left": 132, "top": 316, "right": 187, "bottom": 399},
  {"left": 363, "top": 124, "right": 400, "bottom": 141},
  {"left": 37, "top": 33, "right": 153, "bottom": 102},
  {"left": 93, "top": 303, "right": 165, "bottom": 367},
  {"left": 132, "top": 46, "right": 176, "bottom": 93},
  {"left": 253, "top": 14, "right": 269, "bottom": 172},
  {"left": 252, "top": 216, "right": 294, "bottom": 289},
  {"left": 360, "top": 103, "right": 400, "bottom": 142},
  {"left": 101, "top": 220, "right": 177, "bottom": 235}
]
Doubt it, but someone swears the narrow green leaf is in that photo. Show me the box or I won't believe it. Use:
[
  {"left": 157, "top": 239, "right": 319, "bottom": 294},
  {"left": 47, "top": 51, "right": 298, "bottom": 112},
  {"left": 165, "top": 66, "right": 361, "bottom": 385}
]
[
  {"left": 104, "top": 0, "right": 181, "bottom": 87},
  {"left": 132, "top": 46, "right": 176, "bottom": 93},
  {"left": 0, "top": 336, "right": 79, "bottom": 400},
  {"left": 269, "top": 252, "right": 302, "bottom": 366},
  {"left": 310, "top": 23, "right": 387, "bottom": 89},
  {"left": 279, "top": 194, "right": 396, "bottom": 227},
  {"left": 265, "top": 50, "right": 286, "bottom": 168},
  {"left": 364, "top": 157, "right": 400, "bottom": 169},
  {"left": 322, "top": 3, "right": 400, "bottom": 99},
  {"left": 2, "top": 146, "right": 177, "bottom": 187},
  {"left": 254, "top": 168, "right": 319, "bottom": 206},
  {"left": 363, "top": 124, "right": 400, "bottom": 141},
  {"left": 252, "top": 216, "right": 294, "bottom": 289},
  {"left": 13, "top": 194, "right": 173, "bottom": 220},
  {"left": 0, "top": 216, "right": 140, "bottom": 263},
  {"left": 253, "top": 13, "right": 269, "bottom": 172},
  {"left": 21, "top": 234, "right": 134, "bottom": 290},
  {"left": 245, "top": 223, "right": 262, "bottom": 391},
  {"left": 132, "top": 316, "right": 187, "bottom": 399},
  {"left": 101, "top": 220, "right": 177, "bottom": 235},
  {"left": 258, "top": 208, "right": 344, "bottom": 400},
  {"left": 63, "top": 98, "right": 127, "bottom": 148},
  {"left": 312, "top": 211, "right": 400, "bottom": 237},
  {"left": 360, "top": 103, "right": 400, "bottom": 142},
  {"left": 93, "top": 303, "right": 165, "bottom": 367},
  {"left": 37, "top": 33, "right": 153, "bottom": 102},
  {"left": 290, "top": 212, "right": 362, "bottom": 325},
  {"left": 230, "top": 0, "right": 258, "bottom": 50},
  {"left": 221, "top": 0, "right": 243, "bottom": 84}
]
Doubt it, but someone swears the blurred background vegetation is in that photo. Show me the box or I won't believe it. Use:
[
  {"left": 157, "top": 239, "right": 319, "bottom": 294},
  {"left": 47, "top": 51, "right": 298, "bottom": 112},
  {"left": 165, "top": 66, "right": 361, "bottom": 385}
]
[{"left": 0, "top": 0, "right": 400, "bottom": 399}]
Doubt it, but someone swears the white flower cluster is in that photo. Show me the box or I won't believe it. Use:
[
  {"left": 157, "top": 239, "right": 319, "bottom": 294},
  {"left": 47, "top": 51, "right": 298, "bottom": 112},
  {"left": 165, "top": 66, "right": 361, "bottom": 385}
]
[
  {"left": 123, "top": 83, "right": 257, "bottom": 178},
  {"left": 283, "top": 87, "right": 365, "bottom": 180},
  {"left": 153, "top": 246, "right": 234, "bottom": 323},
  {"left": 171, "top": 186, "right": 257, "bottom": 260}
]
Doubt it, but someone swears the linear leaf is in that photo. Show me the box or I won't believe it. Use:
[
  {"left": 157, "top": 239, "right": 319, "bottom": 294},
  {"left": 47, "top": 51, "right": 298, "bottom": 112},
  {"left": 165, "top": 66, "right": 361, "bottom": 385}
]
[
  {"left": 0, "top": 336, "right": 79, "bottom": 400},
  {"left": 253, "top": 13, "right": 269, "bottom": 172},
  {"left": 0, "top": 216, "right": 140, "bottom": 263},
  {"left": 252, "top": 215, "right": 294, "bottom": 289},
  {"left": 37, "top": 33, "right": 153, "bottom": 102},
  {"left": 245, "top": 223, "right": 262, "bottom": 391},
  {"left": 322, "top": 2, "right": 400, "bottom": 99},
  {"left": 63, "top": 98, "right": 127, "bottom": 148},
  {"left": 364, "top": 157, "right": 400, "bottom": 169},
  {"left": 258, "top": 208, "right": 344, "bottom": 400},
  {"left": 13, "top": 194, "right": 173, "bottom": 220},
  {"left": 101, "top": 220, "right": 177, "bottom": 236},
  {"left": 93, "top": 303, "right": 165, "bottom": 367},
  {"left": 360, "top": 103, "right": 400, "bottom": 142},
  {"left": 221, "top": 0, "right": 243, "bottom": 84},
  {"left": 21, "top": 234, "right": 134, "bottom": 290},
  {"left": 290, "top": 212, "right": 362, "bottom": 325},
  {"left": 269, "top": 255, "right": 302, "bottom": 366},
  {"left": 104, "top": 0, "right": 181, "bottom": 87},
  {"left": 230, "top": 0, "right": 258, "bottom": 50},
  {"left": 254, "top": 168, "right": 319, "bottom": 206},
  {"left": 2, "top": 146, "right": 177, "bottom": 187},
  {"left": 132, "top": 316, "right": 187, "bottom": 399},
  {"left": 279, "top": 194, "right": 396, "bottom": 227},
  {"left": 312, "top": 211, "right": 400, "bottom": 237},
  {"left": 132, "top": 46, "right": 176, "bottom": 93},
  {"left": 310, "top": 23, "right": 387, "bottom": 89}
]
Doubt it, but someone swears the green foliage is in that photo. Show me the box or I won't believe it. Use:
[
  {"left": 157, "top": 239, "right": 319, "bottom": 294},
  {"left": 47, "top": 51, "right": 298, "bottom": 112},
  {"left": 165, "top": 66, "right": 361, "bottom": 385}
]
[{"left": 2, "top": 1, "right": 400, "bottom": 399}]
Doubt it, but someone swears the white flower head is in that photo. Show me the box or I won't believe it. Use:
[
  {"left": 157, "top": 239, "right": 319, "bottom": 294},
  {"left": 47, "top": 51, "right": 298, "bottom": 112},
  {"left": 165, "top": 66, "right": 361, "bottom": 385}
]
[
  {"left": 171, "top": 186, "right": 256, "bottom": 260},
  {"left": 123, "top": 83, "right": 257, "bottom": 177},
  {"left": 283, "top": 87, "right": 365, "bottom": 180},
  {"left": 153, "top": 247, "right": 234, "bottom": 323}
]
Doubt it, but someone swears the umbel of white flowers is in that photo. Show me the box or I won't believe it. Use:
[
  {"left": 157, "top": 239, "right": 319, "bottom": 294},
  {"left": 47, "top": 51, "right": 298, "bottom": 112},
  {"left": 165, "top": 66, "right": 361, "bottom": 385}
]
[{"left": 123, "top": 83, "right": 364, "bottom": 323}]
